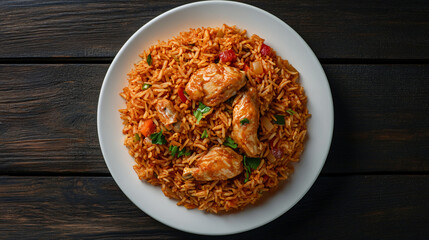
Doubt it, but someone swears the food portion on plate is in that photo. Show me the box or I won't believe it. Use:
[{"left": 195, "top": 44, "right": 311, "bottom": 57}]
[{"left": 119, "top": 24, "right": 310, "bottom": 213}]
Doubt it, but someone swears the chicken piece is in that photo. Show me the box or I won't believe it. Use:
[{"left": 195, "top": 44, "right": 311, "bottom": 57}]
[
  {"left": 231, "top": 87, "right": 262, "bottom": 157},
  {"left": 185, "top": 63, "right": 246, "bottom": 107},
  {"left": 183, "top": 146, "right": 243, "bottom": 181},
  {"left": 155, "top": 99, "right": 178, "bottom": 126}
]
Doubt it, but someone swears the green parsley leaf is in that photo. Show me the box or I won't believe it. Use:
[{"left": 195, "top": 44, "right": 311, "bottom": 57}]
[
  {"left": 273, "top": 115, "right": 285, "bottom": 125},
  {"left": 142, "top": 83, "right": 152, "bottom": 90},
  {"left": 201, "top": 129, "right": 208, "bottom": 139},
  {"left": 244, "top": 170, "right": 250, "bottom": 183},
  {"left": 223, "top": 136, "right": 237, "bottom": 149},
  {"left": 243, "top": 156, "right": 261, "bottom": 183},
  {"left": 170, "top": 145, "right": 192, "bottom": 158},
  {"left": 169, "top": 145, "right": 179, "bottom": 157},
  {"left": 240, "top": 118, "right": 250, "bottom": 125},
  {"left": 177, "top": 148, "right": 192, "bottom": 158},
  {"left": 173, "top": 55, "right": 180, "bottom": 62},
  {"left": 286, "top": 109, "right": 296, "bottom": 115},
  {"left": 194, "top": 111, "right": 202, "bottom": 123},
  {"left": 246, "top": 157, "right": 261, "bottom": 170},
  {"left": 193, "top": 102, "right": 211, "bottom": 124},
  {"left": 134, "top": 133, "right": 140, "bottom": 142},
  {"left": 149, "top": 129, "right": 167, "bottom": 145},
  {"left": 147, "top": 54, "right": 152, "bottom": 66}
]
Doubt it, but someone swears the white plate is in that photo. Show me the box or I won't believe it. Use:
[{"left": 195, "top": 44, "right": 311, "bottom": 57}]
[{"left": 97, "top": 0, "right": 333, "bottom": 235}]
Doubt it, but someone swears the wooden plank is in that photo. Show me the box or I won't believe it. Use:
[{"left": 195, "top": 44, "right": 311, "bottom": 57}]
[
  {"left": 323, "top": 64, "right": 429, "bottom": 173},
  {"left": 0, "top": 64, "right": 428, "bottom": 173},
  {"left": 0, "top": 175, "right": 427, "bottom": 239},
  {"left": 0, "top": 0, "right": 428, "bottom": 59},
  {"left": 0, "top": 64, "right": 105, "bottom": 173}
]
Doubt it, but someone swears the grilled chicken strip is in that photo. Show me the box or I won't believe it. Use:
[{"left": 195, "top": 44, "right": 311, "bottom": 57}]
[
  {"left": 183, "top": 146, "right": 243, "bottom": 181},
  {"left": 185, "top": 63, "right": 246, "bottom": 107},
  {"left": 155, "top": 99, "right": 178, "bottom": 126},
  {"left": 231, "top": 87, "right": 262, "bottom": 157}
]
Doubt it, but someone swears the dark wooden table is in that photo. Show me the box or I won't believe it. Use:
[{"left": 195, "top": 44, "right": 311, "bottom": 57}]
[{"left": 1, "top": 1, "right": 428, "bottom": 239}]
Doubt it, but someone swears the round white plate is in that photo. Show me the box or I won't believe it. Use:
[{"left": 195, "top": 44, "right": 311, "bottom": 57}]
[{"left": 98, "top": 0, "right": 333, "bottom": 235}]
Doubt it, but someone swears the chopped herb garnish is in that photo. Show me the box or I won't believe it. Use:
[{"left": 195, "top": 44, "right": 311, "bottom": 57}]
[
  {"left": 244, "top": 171, "right": 250, "bottom": 183},
  {"left": 201, "top": 129, "right": 208, "bottom": 139},
  {"left": 183, "top": 90, "right": 188, "bottom": 96},
  {"left": 273, "top": 115, "right": 285, "bottom": 125},
  {"left": 188, "top": 43, "right": 195, "bottom": 47},
  {"left": 134, "top": 133, "right": 140, "bottom": 142},
  {"left": 142, "top": 83, "right": 151, "bottom": 90},
  {"left": 149, "top": 129, "right": 167, "bottom": 145},
  {"left": 177, "top": 148, "right": 192, "bottom": 158},
  {"left": 223, "top": 136, "right": 237, "bottom": 149},
  {"left": 147, "top": 54, "right": 152, "bottom": 66},
  {"left": 169, "top": 145, "right": 179, "bottom": 157},
  {"left": 240, "top": 118, "right": 250, "bottom": 125},
  {"left": 173, "top": 55, "right": 180, "bottom": 62},
  {"left": 193, "top": 102, "right": 211, "bottom": 124},
  {"left": 245, "top": 157, "right": 261, "bottom": 169},
  {"left": 243, "top": 156, "right": 261, "bottom": 183},
  {"left": 286, "top": 109, "right": 296, "bottom": 115},
  {"left": 169, "top": 145, "right": 192, "bottom": 158}
]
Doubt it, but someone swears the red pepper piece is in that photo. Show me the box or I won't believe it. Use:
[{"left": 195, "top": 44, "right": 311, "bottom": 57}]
[{"left": 219, "top": 49, "right": 236, "bottom": 62}]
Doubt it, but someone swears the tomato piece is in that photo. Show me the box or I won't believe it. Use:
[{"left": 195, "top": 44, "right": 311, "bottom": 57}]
[
  {"left": 140, "top": 119, "right": 156, "bottom": 137},
  {"left": 219, "top": 49, "right": 236, "bottom": 62},
  {"left": 178, "top": 87, "right": 187, "bottom": 103},
  {"left": 261, "top": 43, "right": 271, "bottom": 56}
]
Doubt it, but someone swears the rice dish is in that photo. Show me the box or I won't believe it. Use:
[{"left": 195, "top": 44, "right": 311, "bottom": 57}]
[{"left": 119, "top": 24, "right": 310, "bottom": 213}]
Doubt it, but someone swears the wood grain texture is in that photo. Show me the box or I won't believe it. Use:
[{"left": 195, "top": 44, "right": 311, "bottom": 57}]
[
  {"left": 0, "top": 175, "right": 427, "bottom": 239},
  {"left": 0, "top": 64, "right": 428, "bottom": 174},
  {"left": 0, "top": 0, "right": 428, "bottom": 59},
  {"left": 323, "top": 64, "right": 429, "bottom": 173},
  {"left": 0, "top": 64, "right": 105, "bottom": 173},
  {"left": 1, "top": 0, "right": 427, "bottom": 238}
]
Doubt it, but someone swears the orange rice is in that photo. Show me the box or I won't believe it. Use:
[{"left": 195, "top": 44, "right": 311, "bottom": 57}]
[{"left": 119, "top": 24, "right": 310, "bottom": 213}]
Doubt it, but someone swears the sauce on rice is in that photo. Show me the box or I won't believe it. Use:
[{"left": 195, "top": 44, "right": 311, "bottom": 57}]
[{"left": 119, "top": 24, "right": 310, "bottom": 213}]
